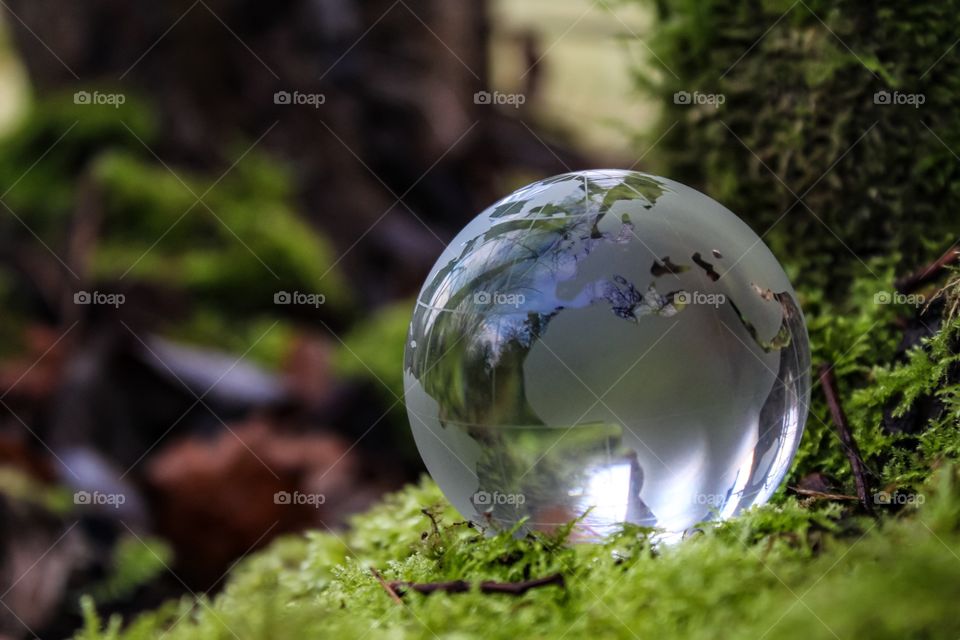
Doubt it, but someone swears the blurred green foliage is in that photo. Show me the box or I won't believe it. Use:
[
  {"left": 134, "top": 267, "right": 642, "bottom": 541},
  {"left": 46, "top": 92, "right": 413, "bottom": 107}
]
[
  {"left": 0, "top": 466, "right": 73, "bottom": 513},
  {"left": 91, "top": 149, "right": 350, "bottom": 313},
  {"left": 86, "top": 535, "right": 173, "bottom": 606},
  {"left": 0, "top": 92, "right": 351, "bottom": 362},
  {"left": 333, "top": 298, "right": 414, "bottom": 403},
  {"left": 0, "top": 90, "right": 155, "bottom": 228}
]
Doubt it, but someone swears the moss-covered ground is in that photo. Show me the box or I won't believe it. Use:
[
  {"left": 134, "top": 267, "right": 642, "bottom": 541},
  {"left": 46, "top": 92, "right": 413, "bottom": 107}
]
[
  {"left": 76, "top": 469, "right": 960, "bottom": 640},
  {"left": 75, "top": 267, "right": 960, "bottom": 639}
]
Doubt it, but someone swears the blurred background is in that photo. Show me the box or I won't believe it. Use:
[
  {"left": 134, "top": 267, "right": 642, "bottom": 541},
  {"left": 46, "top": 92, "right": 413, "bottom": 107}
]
[{"left": 0, "top": 0, "right": 956, "bottom": 637}]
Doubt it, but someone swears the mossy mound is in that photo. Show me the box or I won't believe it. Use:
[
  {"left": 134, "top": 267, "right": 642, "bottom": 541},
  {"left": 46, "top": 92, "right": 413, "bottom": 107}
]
[
  {"left": 72, "top": 264, "right": 960, "bottom": 639},
  {"left": 791, "top": 263, "right": 960, "bottom": 491},
  {"left": 636, "top": 0, "right": 959, "bottom": 283},
  {"left": 76, "top": 467, "right": 960, "bottom": 640}
]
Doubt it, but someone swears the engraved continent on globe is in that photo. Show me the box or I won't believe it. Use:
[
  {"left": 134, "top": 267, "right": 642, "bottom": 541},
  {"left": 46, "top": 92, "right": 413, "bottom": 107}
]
[{"left": 404, "top": 170, "right": 811, "bottom": 539}]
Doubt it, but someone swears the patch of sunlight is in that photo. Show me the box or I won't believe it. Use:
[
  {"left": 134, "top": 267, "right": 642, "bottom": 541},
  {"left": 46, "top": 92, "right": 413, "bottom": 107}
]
[
  {"left": 490, "top": 0, "right": 660, "bottom": 162},
  {"left": 0, "top": 14, "right": 30, "bottom": 137}
]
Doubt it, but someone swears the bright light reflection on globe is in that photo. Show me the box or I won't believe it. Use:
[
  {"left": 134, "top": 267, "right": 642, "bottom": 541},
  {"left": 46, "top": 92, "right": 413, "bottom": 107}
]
[{"left": 404, "top": 170, "right": 810, "bottom": 539}]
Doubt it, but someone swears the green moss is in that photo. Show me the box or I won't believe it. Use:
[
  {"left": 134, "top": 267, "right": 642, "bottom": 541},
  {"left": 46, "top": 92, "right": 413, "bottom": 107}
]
[
  {"left": 67, "top": 255, "right": 960, "bottom": 639},
  {"left": 73, "top": 467, "right": 960, "bottom": 640},
  {"left": 787, "top": 258, "right": 960, "bottom": 492},
  {"left": 634, "top": 0, "right": 960, "bottom": 283}
]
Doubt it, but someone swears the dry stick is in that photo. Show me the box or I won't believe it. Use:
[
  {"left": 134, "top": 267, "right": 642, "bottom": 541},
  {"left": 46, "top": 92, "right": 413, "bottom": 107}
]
[
  {"left": 789, "top": 487, "right": 859, "bottom": 501},
  {"left": 818, "top": 364, "right": 875, "bottom": 516},
  {"left": 479, "top": 573, "right": 565, "bottom": 595},
  {"left": 896, "top": 245, "right": 960, "bottom": 294},
  {"left": 391, "top": 580, "right": 470, "bottom": 596},
  {"left": 420, "top": 508, "right": 442, "bottom": 539},
  {"left": 370, "top": 567, "right": 404, "bottom": 605},
  {"left": 387, "top": 573, "right": 565, "bottom": 597}
]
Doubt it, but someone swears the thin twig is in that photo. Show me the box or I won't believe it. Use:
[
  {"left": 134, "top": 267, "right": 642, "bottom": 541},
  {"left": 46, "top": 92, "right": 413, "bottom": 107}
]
[
  {"left": 479, "top": 573, "right": 565, "bottom": 594},
  {"left": 789, "top": 487, "right": 859, "bottom": 501},
  {"left": 391, "top": 579, "right": 470, "bottom": 596},
  {"left": 818, "top": 364, "right": 875, "bottom": 515},
  {"left": 420, "top": 508, "right": 441, "bottom": 539},
  {"left": 387, "top": 573, "right": 565, "bottom": 598},
  {"left": 896, "top": 245, "right": 960, "bottom": 294},
  {"left": 370, "top": 567, "right": 404, "bottom": 605}
]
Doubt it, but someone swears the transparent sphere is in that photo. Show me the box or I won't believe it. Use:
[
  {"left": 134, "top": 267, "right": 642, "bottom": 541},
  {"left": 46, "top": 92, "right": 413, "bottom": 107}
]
[{"left": 404, "top": 170, "right": 810, "bottom": 539}]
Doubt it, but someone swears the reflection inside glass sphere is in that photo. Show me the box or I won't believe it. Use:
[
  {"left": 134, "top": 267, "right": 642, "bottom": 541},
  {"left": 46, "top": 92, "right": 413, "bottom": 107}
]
[{"left": 404, "top": 170, "right": 810, "bottom": 539}]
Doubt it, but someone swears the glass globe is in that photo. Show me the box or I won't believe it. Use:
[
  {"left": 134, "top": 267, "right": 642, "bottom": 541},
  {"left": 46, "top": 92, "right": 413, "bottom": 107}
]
[{"left": 404, "top": 170, "right": 810, "bottom": 539}]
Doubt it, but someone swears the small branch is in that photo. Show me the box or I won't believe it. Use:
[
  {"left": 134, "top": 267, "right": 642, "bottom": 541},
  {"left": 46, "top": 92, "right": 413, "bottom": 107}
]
[
  {"left": 818, "top": 364, "right": 875, "bottom": 515},
  {"left": 896, "top": 245, "right": 960, "bottom": 294},
  {"left": 420, "top": 508, "right": 441, "bottom": 539},
  {"left": 391, "top": 580, "right": 470, "bottom": 596},
  {"left": 789, "top": 487, "right": 859, "bottom": 501},
  {"left": 387, "top": 573, "right": 565, "bottom": 598},
  {"left": 479, "top": 573, "right": 565, "bottom": 595},
  {"left": 370, "top": 567, "right": 404, "bottom": 605}
]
